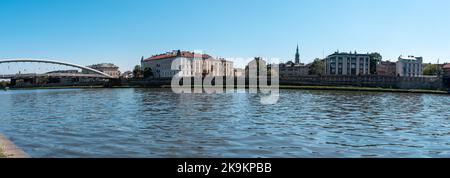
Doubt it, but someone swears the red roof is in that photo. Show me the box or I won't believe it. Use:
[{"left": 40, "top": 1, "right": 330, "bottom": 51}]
[
  {"left": 143, "top": 50, "right": 212, "bottom": 61},
  {"left": 443, "top": 63, "right": 450, "bottom": 69}
]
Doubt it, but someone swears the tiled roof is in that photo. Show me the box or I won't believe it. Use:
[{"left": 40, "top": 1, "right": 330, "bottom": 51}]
[
  {"left": 443, "top": 63, "right": 450, "bottom": 69},
  {"left": 143, "top": 50, "right": 212, "bottom": 61}
]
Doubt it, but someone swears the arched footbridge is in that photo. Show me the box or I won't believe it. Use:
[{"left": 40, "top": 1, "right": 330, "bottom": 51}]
[{"left": 0, "top": 59, "right": 115, "bottom": 79}]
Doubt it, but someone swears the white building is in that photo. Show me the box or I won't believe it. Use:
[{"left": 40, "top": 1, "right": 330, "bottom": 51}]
[
  {"left": 396, "top": 55, "right": 423, "bottom": 77},
  {"left": 141, "top": 50, "right": 234, "bottom": 78},
  {"left": 84, "top": 63, "right": 121, "bottom": 78},
  {"left": 325, "top": 52, "right": 370, "bottom": 75},
  {"left": 120, "top": 71, "right": 133, "bottom": 79},
  {"left": 234, "top": 68, "right": 245, "bottom": 77}
]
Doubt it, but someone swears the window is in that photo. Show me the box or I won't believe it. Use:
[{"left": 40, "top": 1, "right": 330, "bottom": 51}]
[
  {"left": 330, "top": 57, "right": 336, "bottom": 63},
  {"left": 331, "top": 68, "right": 336, "bottom": 75}
]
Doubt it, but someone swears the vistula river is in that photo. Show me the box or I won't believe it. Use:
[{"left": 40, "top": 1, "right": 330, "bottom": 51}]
[{"left": 1, "top": 88, "right": 450, "bottom": 158}]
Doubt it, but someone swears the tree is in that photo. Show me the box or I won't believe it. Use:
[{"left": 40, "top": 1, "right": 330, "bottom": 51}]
[
  {"left": 0, "top": 80, "right": 9, "bottom": 87},
  {"left": 309, "top": 58, "right": 325, "bottom": 75},
  {"left": 143, "top": 67, "right": 153, "bottom": 78},
  {"left": 423, "top": 63, "right": 440, "bottom": 76},
  {"left": 369, "top": 53, "right": 382, "bottom": 74},
  {"left": 133, "top": 65, "right": 143, "bottom": 78}
]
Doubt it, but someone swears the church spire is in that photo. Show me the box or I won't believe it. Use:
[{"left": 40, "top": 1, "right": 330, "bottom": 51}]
[{"left": 295, "top": 44, "right": 300, "bottom": 64}]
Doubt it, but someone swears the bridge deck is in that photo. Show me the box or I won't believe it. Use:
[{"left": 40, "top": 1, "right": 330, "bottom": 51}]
[{"left": 0, "top": 73, "right": 112, "bottom": 79}]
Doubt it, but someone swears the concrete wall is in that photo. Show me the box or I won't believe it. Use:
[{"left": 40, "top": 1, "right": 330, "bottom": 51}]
[
  {"left": 281, "top": 75, "right": 445, "bottom": 90},
  {"left": 123, "top": 75, "right": 447, "bottom": 90}
]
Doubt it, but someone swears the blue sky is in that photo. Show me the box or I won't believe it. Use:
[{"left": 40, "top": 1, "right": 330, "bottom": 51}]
[{"left": 1, "top": 0, "right": 449, "bottom": 71}]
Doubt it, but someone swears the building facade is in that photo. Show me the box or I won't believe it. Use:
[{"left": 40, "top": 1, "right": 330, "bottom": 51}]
[
  {"left": 443, "top": 63, "right": 450, "bottom": 77},
  {"left": 376, "top": 61, "right": 397, "bottom": 76},
  {"left": 120, "top": 71, "right": 133, "bottom": 79},
  {"left": 245, "top": 57, "right": 267, "bottom": 78},
  {"left": 279, "top": 62, "right": 310, "bottom": 77},
  {"left": 396, "top": 55, "right": 423, "bottom": 77},
  {"left": 278, "top": 45, "right": 310, "bottom": 77},
  {"left": 84, "top": 63, "right": 121, "bottom": 78},
  {"left": 141, "top": 50, "right": 234, "bottom": 78},
  {"left": 234, "top": 68, "right": 245, "bottom": 77},
  {"left": 325, "top": 52, "right": 370, "bottom": 75}
]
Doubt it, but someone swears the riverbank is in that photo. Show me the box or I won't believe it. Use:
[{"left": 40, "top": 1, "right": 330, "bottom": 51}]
[
  {"left": 3, "top": 84, "right": 449, "bottom": 95},
  {"left": 0, "top": 149, "right": 5, "bottom": 158},
  {"left": 152, "top": 85, "right": 450, "bottom": 95},
  {"left": 279, "top": 85, "right": 450, "bottom": 94},
  {"left": 0, "top": 134, "right": 30, "bottom": 158},
  {"left": 4, "top": 85, "right": 105, "bottom": 90}
]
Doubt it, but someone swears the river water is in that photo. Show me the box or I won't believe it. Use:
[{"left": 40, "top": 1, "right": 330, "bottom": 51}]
[{"left": 0, "top": 88, "right": 450, "bottom": 157}]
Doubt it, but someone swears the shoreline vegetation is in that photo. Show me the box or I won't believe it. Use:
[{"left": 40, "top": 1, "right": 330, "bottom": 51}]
[
  {"left": 2, "top": 85, "right": 449, "bottom": 95},
  {"left": 0, "top": 134, "right": 29, "bottom": 158},
  {"left": 0, "top": 149, "right": 5, "bottom": 158}
]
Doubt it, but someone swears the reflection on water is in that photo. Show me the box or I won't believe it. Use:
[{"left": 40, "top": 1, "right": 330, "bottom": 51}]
[{"left": 0, "top": 88, "right": 450, "bottom": 157}]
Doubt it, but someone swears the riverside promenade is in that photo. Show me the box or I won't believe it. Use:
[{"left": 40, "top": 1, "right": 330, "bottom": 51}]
[{"left": 0, "top": 134, "right": 29, "bottom": 158}]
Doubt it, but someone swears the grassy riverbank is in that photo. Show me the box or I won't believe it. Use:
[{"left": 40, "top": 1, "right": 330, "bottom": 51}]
[
  {"left": 0, "top": 142, "right": 8, "bottom": 158},
  {"left": 4, "top": 84, "right": 449, "bottom": 95},
  {"left": 0, "top": 134, "right": 29, "bottom": 158},
  {"left": 5, "top": 85, "right": 105, "bottom": 90},
  {"left": 163, "top": 85, "right": 448, "bottom": 95},
  {"left": 279, "top": 85, "right": 449, "bottom": 94}
]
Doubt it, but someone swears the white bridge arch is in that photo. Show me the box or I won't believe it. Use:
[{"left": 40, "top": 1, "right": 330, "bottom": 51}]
[{"left": 0, "top": 58, "right": 114, "bottom": 78}]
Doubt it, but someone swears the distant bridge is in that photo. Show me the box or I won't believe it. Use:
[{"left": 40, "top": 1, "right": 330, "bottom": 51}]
[
  {"left": 0, "top": 73, "right": 111, "bottom": 79},
  {"left": 0, "top": 59, "right": 115, "bottom": 79}
]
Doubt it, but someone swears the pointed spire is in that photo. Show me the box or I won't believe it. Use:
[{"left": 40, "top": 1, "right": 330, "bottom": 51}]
[{"left": 295, "top": 44, "right": 300, "bottom": 64}]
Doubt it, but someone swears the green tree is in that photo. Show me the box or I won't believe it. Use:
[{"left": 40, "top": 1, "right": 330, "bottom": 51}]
[
  {"left": 143, "top": 67, "right": 153, "bottom": 78},
  {"left": 369, "top": 53, "right": 382, "bottom": 74},
  {"left": 0, "top": 80, "right": 10, "bottom": 87},
  {"left": 309, "top": 58, "right": 325, "bottom": 75},
  {"left": 423, "top": 63, "right": 439, "bottom": 76},
  {"left": 133, "top": 65, "right": 143, "bottom": 78}
]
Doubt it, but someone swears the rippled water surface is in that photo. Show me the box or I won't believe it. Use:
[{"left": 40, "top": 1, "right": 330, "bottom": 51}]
[{"left": 1, "top": 88, "right": 450, "bottom": 157}]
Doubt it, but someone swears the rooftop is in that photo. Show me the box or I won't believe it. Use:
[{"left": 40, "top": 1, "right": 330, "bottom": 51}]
[
  {"left": 399, "top": 55, "right": 423, "bottom": 60},
  {"left": 328, "top": 51, "right": 371, "bottom": 57},
  {"left": 443, "top": 63, "right": 450, "bottom": 69},
  {"left": 143, "top": 50, "right": 212, "bottom": 61},
  {"left": 87, "top": 63, "right": 119, "bottom": 68}
]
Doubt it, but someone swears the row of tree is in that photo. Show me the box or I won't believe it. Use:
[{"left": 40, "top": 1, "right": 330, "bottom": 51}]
[
  {"left": 423, "top": 63, "right": 442, "bottom": 76},
  {"left": 0, "top": 81, "right": 10, "bottom": 87},
  {"left": 132, "top": 65, "right": 153, "bottom": 79}
]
